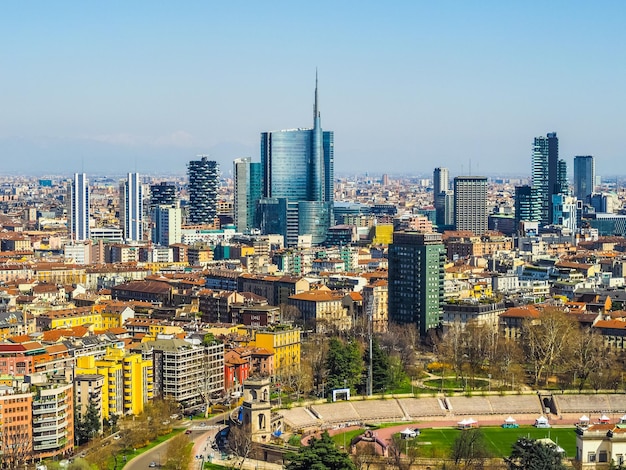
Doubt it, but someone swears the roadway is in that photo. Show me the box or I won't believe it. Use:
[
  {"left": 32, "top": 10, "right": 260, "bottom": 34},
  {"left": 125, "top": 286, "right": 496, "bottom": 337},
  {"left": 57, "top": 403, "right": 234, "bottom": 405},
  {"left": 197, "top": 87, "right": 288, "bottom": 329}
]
[{"left": 123, "top": 414, "right": 229, "bottom": 470}]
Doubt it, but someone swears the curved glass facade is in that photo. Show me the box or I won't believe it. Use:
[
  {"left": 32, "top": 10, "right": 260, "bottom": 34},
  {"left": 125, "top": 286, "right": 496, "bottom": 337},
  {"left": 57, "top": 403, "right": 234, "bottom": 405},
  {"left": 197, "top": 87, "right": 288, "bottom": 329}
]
[{"left": 259, "top": 77, "right": 334, "bottom": 246}]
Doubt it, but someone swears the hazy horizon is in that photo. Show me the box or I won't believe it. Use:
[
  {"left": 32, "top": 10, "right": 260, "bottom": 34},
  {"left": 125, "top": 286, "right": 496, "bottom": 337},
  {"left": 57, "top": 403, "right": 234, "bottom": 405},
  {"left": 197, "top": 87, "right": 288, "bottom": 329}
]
[{"left": 2, "top": 2, "right": 625, "bottom": 178}]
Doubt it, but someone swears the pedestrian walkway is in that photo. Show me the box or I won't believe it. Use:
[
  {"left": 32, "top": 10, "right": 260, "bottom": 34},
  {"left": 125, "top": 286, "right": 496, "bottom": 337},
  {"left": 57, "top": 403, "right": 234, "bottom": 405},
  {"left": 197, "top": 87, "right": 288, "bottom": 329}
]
[{"left": 189, "top": 429, "right": 284, "bottom": 470}]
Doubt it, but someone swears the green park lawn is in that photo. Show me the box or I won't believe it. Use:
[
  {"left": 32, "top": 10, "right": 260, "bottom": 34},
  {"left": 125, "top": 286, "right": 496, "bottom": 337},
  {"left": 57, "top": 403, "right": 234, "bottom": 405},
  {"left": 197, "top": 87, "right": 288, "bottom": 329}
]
[
  {"left": 333, "top": 425, "right": 576, "bottom": 459},
  {"left": 414, "top": 426, "right": 576, "bottom": 458}
]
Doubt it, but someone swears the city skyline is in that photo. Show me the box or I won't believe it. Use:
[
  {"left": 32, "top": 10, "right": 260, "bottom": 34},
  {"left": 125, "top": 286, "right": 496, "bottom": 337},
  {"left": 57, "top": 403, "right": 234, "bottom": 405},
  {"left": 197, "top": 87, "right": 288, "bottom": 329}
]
[{"left": 2, "top": 2, "right": 626, "bottom": 177}]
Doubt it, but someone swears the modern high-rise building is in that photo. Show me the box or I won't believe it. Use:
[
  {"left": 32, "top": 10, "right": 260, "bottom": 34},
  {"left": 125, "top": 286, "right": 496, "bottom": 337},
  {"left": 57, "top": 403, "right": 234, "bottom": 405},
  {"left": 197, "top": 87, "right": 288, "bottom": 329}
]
[
  {"left": 258, "top": 74, "right": 334, "bottom": 246},
  {"left": 552, "top": 194, "right": 580, "bottom": 231},
  {"left": 532, "top": 132, "right": 567, "bottom": 225},
  {"left": 150, "top": 182, "right": 177, "bottom": 209},
  {"left": 120, "top": 172, "right": 143, "bottom": 241},
  {"left": 433, "top": 167, "right": 453, "bottom": 229},
  {"left": 187, "top": 156, "right": 219, "bottom": 225},
  {"left": 233, "top": 157, "right": 262, "bottom": 233},
  {"left": 574, "top": 155, "right": 595, "bottom": 201},
  {"left": 514, "top": 185, "right": 540, "bottom": 229},
  {"left": 453, "top": 176, "right": 488, "bottom": 234},
  {"left": 388, "top": 231, "right": 445, "bottom": 337},
  {"left": 69, "top": 173, "right": 90, "bottom": 241},
  {"left": 433, "top": 167, "right": 449, "bottom": 196},
  {"left": 152, "top": 205, "right": 182, "bottom": 246}
]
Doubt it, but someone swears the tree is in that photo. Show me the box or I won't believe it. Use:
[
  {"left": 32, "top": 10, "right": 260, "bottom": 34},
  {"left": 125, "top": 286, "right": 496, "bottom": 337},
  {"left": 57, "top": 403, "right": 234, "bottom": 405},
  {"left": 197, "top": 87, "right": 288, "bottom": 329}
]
[
  {"left": 450, "top": 429, "right": 491, "bottom": 469},
  {"left": 506, "top": 437, "right": 566, "bottom": 470},
  {"left": 228, "top": 425, "right": 254, "bottom": 469},
  {"left": 325, "top": 338, "right": 363, "bottom": 394},
  {"left": 365, "top": 337, "right": 392, "bottom": 393},
  {"left": 570, "top": 329, "right": 606, "bottom": 391},
  {"left": 285, "top": 431, "right": 356, "bottom": 470},
  {"left": 163, "top": 433, "right": 192, "bottom": 470},
  {"left": 521, "top": 308, "right": 576, "bottom": 386},
  {"left": 387, "top": 433, "right": 420, "bottom": 470},
  {"left": 302, "top": 333, "right": 329, "bottom": 396},
  {"left": 75, "top": 398, "right": 102, "bottom": 445},
  {"left": 0, "top": 422, "right": 32, "bottom": 469},
  {"left": 68, "top": 459, "right": 92, "bottom": 470}
]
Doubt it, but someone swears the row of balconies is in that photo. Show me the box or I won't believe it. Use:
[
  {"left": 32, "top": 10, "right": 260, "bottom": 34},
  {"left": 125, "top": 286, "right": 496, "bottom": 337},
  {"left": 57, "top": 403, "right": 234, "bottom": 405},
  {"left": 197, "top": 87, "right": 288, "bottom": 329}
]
[
  {"left": 33, "top": 403, "right": 67, "bottom": 414},
  {"left": 34, "top": 420, "right": 67, "bottom": 432}
]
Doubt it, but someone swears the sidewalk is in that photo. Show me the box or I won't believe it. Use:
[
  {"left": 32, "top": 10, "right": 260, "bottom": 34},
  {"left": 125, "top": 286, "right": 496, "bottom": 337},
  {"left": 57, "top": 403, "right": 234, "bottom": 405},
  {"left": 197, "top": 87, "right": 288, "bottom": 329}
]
[{"left": 189, "top": 430, "right": 284, "bottom": 470}]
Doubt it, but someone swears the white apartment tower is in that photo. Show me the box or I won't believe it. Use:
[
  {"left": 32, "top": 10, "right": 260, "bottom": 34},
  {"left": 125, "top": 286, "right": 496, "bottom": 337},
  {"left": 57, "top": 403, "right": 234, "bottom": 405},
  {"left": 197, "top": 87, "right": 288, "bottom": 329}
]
[
  {"left": 120, "top": 172, "right": 144, "bottom": 241},
  {"left": 69, "top": 173, "right": 90, "bottom": 241}
]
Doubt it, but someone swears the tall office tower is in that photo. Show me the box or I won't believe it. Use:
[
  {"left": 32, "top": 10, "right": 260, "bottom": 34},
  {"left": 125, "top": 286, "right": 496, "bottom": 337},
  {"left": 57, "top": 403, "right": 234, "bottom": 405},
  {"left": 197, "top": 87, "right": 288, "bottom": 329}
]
[
  {"left": 574, "top": 155, "right": 595, "bottom": 201},
  {"left": 532, "top": 132, "right": 567, "bottom": 225},
  {"left": 552, "top": 194, "right": 579, "bottom": 231},
  {"left": 150, "top": 182, "right": 177, "bottom": 209},
  {"left": 152, "top": 205, "right": 182, "bottom": 246},
  {"left": 69, "top": 173, "right": 90, "bottom": 241},
  {"left": 119, "top": 173, "right": 143, "bottom": 241},
  {"left": 453, "top": 176, "right": 488, "bottom": 234},
  {"left": 259, "top": 74, "right": 334, "bottom": 246},
  {"left": 388, "top": 231, "right": 445, "bottom": 337},
  {"left": 233, "top": 157, "right": 262, "bottom": 233},
  {"left": 514, "top": 185, "right": 540, "bottom": 228},
  {"left": 433, "top": 167, "right": 453, "bottom": 228},
  {"left": 433, "top": 167, "right": 449, "bottom": 196},
  {"left": 187, "top": 156, "right": 219, "bottom": 225}
]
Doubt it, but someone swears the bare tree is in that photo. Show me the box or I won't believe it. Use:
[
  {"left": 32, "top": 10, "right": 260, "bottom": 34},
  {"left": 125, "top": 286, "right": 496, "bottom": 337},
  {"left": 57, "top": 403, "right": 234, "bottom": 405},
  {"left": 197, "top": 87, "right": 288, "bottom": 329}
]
[
  {"left": 0, "top": 423, "right": 32, "bottom": 469},
  {"left": 353, "top": 442, "right": 378, "bottom": 470},
  {"left": 436, "top": 321, "right": 466, "bottom": 381},
  {"left": 570, "top": 329, "right": 607, "bottom": 391},
  {"left": 387, "top": 433, "right": 419, "bottom": 470},
  {"left": 450, "top": 428, "right": 491, "bottom": 469},
  {"left": 521, "top": 308, "right": 576, "bottom": 386},
  {"left": 228, "top": 424, "right": 254, "bottom": 470}
]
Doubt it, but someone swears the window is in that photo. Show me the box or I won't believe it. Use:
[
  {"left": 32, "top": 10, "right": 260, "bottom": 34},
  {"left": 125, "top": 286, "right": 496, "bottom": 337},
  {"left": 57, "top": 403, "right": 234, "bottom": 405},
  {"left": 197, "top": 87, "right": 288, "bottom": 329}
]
[{"left": 588, "top": 452, "right": 596, "bottom": 462}]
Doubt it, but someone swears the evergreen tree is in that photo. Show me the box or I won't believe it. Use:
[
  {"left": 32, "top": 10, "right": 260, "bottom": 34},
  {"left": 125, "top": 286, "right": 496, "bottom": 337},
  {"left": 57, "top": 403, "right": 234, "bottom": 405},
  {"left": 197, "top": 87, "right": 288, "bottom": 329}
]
[
  {"left": 506, "top": 437, "right": 566, "bottom": 470},
  {"left": 285, "top": 432, "right": 356, "bottom": 470},
  {"left": 365, "top": 337, "right": 392, "bottom": 393},
  {"left": 325, "top": 338, "right": 363, "bottom": 394},
  {"left": 75, "top": 398, "right": 102, "bottom": 445}
]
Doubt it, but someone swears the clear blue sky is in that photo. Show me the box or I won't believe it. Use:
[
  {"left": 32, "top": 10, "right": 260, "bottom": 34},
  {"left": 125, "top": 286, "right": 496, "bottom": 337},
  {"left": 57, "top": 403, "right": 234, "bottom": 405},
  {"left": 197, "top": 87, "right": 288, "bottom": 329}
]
[{"left": 1, "top": 1, "right": 625, "bottom": 178}]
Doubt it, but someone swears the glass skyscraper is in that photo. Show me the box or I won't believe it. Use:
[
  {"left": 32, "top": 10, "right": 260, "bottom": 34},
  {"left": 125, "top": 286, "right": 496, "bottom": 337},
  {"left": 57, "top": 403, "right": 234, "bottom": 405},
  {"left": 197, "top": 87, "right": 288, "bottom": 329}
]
[
  {"left": 233, "top": 157, "right": 262, "bottom": 233},
  {"left": 574, "top": 155, "right": 595, "bottom": 201},
  {"left": 532, "top": 132, "right": 567, "bottom": 225},
  {"left": 259, "top": 75, "right": 334, "bottom": 246}
]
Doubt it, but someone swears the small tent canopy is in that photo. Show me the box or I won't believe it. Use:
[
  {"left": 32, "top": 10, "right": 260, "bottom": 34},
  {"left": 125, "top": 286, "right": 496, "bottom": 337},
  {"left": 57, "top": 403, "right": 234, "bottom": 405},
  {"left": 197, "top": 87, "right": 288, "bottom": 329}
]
[
  {"left": 536, "top": 416, "right": 548, "bottom": 424},
  {"left": 600, "top": 414, "right": 610, "bottom": 423},
  {"left": 400, "top": 428, "right": 416, "bottom": 439},
  {"left": 504, "top": 416, "right": 517, "bottom": 424},
  {"left": 579, "top": 415, "right": 590, "bottom": 422},
  {"left": 457, "top": 418, "right": 477, "bottom": 429},
  {"left": 620, "top": 414, "right": 626, "bottom": 424}
]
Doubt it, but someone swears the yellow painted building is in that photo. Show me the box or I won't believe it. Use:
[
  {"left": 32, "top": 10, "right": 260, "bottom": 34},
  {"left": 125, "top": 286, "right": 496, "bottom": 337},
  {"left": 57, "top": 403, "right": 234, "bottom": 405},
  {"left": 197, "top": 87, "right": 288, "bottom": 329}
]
[
  {"left": 248, "top": 327, "right": 301, "bottom": 373},
  {"left": 37, "top": 305, "right": 112, "bottom": 330},
  {"left": 370, "top": 224, "right": 394, "bottom": 245},
  {"left": 75, "top": 347, "right": 152, "bottom": 418}
]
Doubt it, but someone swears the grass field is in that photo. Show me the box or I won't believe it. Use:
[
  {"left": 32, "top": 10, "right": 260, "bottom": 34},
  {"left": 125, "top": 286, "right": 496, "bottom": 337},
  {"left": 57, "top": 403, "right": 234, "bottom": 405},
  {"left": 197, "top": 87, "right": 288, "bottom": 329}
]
[
  {"left": 334, "top": 425, "right": 576, "bottom": 459},
  {"left": 408, "top": 426, "right": 575, "bottom": 458}
]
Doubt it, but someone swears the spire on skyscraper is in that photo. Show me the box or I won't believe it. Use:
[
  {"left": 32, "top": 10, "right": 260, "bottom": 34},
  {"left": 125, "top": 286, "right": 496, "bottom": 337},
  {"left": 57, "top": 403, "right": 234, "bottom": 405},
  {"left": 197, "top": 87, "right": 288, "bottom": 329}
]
[{"left": 314, "top": 69, "right": 320, "bottom": 122}]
